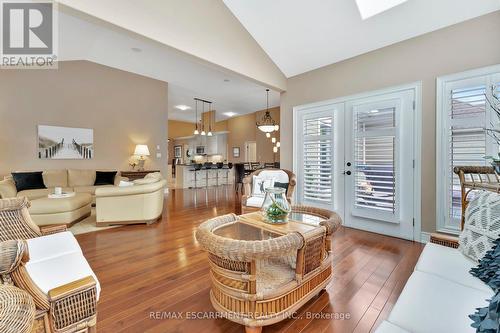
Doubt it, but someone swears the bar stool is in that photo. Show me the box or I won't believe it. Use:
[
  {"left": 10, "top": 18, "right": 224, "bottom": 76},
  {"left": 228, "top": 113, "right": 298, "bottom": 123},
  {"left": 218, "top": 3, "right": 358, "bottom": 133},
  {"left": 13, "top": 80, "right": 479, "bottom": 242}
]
[
  {"left": 193, "top": 164, "right": 202, "bottom": 188},
  {"left": 216, "top": 162, "right": 224, "bottom": 186}
]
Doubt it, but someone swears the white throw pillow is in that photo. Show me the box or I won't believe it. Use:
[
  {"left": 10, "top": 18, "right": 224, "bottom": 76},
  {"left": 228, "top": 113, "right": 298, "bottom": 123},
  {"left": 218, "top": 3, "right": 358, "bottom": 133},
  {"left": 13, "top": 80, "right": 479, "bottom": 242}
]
[
  {"left": 118, "top": 180, "right": 134, "bottom": 187},
  {"left": 252, "top": 175, "right": 275, "bottom": 197},
  {"left": 459, "top": 191, "right": 500, "bottom": 261}
]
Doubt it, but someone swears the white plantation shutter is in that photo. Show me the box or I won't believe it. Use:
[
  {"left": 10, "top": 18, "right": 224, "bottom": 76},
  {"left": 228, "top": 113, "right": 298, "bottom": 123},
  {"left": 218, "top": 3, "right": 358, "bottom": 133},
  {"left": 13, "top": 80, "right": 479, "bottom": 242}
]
[
  {"left": 438, "top": 69, "right": 500, "bottom": 234},
  {"left": 448, "top": 85, "right": 487, "bottom": 226},
  {"left": 302, "top": 116, "right": 333, "bottom": 204},
  {"left": 353, "top": 107, "right": 397, "bottom": 214}
]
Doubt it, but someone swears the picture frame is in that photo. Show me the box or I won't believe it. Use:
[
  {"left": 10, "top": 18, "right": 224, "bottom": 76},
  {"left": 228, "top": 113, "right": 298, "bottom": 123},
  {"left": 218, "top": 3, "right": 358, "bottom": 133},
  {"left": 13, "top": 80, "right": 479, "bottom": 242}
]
[
  {"left": 174, "top": 145, "right": 182, "bottom": 158},
  {"left": 233, "top": 147, "right": 240, "bottom": 158},
  {"left": 38, "top": 125, "right": 94, "bottom": 159}
]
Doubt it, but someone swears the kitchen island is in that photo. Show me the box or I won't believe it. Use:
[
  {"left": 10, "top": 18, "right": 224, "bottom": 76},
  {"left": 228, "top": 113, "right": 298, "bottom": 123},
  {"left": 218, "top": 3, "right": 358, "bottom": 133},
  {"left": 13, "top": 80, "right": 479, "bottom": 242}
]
[{"left": 175, "top": 164, "right": 234, "bottom": 188}]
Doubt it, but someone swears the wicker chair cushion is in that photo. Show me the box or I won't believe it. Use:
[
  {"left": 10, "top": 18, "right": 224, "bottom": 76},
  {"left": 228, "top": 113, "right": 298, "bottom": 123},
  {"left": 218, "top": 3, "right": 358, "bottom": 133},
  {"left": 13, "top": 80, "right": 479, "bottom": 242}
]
[
  {"left": 25, "top": 252, "right": 100, "bottom": 299},
  {"left": 26, "top": 231, "right": 81, "bottom": 264},
  {"left": 246, "top": 196, "right": 265, "bottom": 208},
  {"left": 459, "top": 191, "right": 500, "bottom": 261}
]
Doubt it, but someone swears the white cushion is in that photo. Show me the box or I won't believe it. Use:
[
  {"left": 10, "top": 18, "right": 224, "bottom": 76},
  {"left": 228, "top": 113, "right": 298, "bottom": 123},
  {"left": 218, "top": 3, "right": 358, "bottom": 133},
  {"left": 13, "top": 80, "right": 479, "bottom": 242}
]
[
  {"left": 118, "top": 180, "right": 134, "bottom": 187},
  {"left": 388, "top": 271, "right": 491, "bottom": 333},
  {"left": 26, "top": 252, "right": 100, "bottom": 300},
  {"left": 26, "top": 231, "right": 82, "bottom": 264},
  {"left": 246, "top": 196, "right": 265, "bottom": 208},
  {"left": 415, "top": 243, "right": 492, "bottom": 293},
  {"left": 252, "top": 176, "right": 274, "bottom": 197},
  {"left": 459, "top": 191, "right": 500, "bottom": 261},
  {"left": 259, "top": 170, "right": 289, "bottom": 183},
  {"left": 374, "top": 321, "right": 410, "bottom": 333}
]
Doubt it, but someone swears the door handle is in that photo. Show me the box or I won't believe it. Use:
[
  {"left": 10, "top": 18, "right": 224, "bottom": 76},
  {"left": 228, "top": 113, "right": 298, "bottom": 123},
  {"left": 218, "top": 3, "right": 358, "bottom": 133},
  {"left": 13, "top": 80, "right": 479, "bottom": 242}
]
[{"left": 343, "top": 171, "right": 352, "bottom": 175}]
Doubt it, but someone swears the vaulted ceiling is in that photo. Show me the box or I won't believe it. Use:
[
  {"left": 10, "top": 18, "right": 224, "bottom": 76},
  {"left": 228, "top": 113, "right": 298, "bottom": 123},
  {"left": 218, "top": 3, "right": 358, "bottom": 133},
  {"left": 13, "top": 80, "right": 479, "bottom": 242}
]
[{"left": 223, "top": 0, "right": 500, "bottom": 77}]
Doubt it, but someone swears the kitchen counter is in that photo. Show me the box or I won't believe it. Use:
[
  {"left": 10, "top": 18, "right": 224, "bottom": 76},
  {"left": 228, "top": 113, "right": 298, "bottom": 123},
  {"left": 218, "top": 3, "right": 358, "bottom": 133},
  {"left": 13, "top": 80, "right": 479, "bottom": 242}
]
[{"left": 175, "top": 165, "right": 234, "bottom": 188}]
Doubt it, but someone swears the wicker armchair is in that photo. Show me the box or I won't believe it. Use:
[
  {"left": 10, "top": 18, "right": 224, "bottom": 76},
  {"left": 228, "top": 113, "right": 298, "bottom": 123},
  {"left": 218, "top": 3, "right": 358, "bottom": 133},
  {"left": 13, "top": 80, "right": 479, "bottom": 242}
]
[
  {"left": 0, "top": 197, "right": 98, "bottom": 333},
  {"left": 242, "top": 169, "right": 296, "bottom": 214},
  {"left": 430, "top": 166, "right": 499, "bottom": 248},
  {"left": 196, "top": 213, "right": 332, "bottom": 333}
]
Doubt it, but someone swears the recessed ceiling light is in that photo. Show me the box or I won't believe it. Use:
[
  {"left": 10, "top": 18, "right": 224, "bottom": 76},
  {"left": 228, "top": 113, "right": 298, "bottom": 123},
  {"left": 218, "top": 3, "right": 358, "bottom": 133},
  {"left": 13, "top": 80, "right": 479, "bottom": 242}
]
[
  {"left": 355, "top": 0, "right": 408, "bottom": 20},
  {"left": 175, "top": 105, "right": 191, "bottom": 111},
  {"left": 131, "top": 47, "right": 142, "bottom": 52},
  {"left": 223, "top": 112, "right": 237, "bottom": 117}
]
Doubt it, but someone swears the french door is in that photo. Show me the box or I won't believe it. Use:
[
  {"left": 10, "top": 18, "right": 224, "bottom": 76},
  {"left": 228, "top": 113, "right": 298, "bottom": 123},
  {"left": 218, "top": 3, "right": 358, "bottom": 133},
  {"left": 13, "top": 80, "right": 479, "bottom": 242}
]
[{"left": 296, "top": 87, "right": 416, "bottom": 240}]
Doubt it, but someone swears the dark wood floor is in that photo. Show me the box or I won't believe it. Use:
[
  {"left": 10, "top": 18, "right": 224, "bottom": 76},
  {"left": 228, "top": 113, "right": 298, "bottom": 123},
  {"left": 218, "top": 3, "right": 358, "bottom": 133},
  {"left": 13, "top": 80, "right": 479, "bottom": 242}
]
[{"left": 76, "top": 186, "right": 423, "bottom": 333}]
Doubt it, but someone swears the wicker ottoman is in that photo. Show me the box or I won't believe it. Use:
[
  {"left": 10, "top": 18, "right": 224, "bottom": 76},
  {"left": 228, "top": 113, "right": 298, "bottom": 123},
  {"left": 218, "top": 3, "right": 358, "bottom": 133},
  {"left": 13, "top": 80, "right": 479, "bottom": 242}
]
[{"left": 28, "top": 193, "right": 92, "bottom": 227}]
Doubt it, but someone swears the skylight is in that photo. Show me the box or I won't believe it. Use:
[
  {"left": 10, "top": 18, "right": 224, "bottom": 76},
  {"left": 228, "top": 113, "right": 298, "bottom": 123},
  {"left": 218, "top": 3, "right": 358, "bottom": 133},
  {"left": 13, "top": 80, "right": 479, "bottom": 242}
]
[{"left": 355, "top": 0, "right": 408, "bottom": 19}]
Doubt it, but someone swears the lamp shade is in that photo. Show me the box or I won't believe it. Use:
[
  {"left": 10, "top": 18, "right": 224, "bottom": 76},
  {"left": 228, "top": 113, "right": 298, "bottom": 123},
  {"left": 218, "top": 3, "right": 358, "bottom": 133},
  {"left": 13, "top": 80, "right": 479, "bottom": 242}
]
[{"left": 134, "top": 144, "right": 150, "bottom": 156}]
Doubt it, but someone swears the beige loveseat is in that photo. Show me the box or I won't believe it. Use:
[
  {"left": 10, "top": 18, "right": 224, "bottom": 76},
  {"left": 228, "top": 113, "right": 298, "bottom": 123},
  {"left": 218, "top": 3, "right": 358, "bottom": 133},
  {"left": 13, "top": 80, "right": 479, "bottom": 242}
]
[{"left": 95, "top": 173, "right": 167, "bottom": 226}]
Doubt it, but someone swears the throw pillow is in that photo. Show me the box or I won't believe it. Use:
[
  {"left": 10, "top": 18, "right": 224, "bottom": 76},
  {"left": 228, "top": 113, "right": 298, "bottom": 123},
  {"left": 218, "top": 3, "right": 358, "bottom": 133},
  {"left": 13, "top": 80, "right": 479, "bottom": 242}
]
[
  {"left": 470, "top": 291, "right": 500, "bottom": 333},
  {"left": 11, "top": 172, "right": 46, "bottom": 192},
  {"left": 94, "top": 171, "right": 117, "bottom": 186},
  {"left": 470, "top": 238, "right": 500, "bottom": 291},
  {"left": 118, "top": 180, "right": 134, "bottom": 187},
  {"left": 274, "top": 182, "right": 289, "bottom": 195},
  {"left": 459, "top": 191, "right": 500, "bottom": 261},
  {"left": 252, "top": 175, "right": 274, "bottom": 197}
]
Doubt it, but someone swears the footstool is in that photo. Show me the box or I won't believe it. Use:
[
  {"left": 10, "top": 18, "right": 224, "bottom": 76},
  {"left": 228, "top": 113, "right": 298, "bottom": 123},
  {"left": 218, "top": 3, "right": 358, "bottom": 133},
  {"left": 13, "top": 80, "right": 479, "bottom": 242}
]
[{"left": 28, "top": 193, "right": 92, "bottom": 226}]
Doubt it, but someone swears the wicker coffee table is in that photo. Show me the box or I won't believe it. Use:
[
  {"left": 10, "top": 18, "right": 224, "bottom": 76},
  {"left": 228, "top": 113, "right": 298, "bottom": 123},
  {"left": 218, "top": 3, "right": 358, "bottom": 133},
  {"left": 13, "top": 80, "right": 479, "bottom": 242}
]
[{"left": 196, "top": 207, "right": 341, "bottom": 333}]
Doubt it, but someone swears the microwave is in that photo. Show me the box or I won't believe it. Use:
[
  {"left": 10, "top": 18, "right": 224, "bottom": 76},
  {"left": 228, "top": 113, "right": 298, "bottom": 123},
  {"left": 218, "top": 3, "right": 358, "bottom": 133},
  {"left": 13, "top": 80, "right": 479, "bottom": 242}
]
[{"left": 196, "top": 146, "right": 206, "bottom": 154}]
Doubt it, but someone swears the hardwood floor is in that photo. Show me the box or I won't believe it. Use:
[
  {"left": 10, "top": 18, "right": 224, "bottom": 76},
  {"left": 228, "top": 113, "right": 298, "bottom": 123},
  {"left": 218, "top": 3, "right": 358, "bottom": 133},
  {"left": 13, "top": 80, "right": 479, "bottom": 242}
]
[{"left": 76, "top": 186, "right": 423, "bottom": 333}]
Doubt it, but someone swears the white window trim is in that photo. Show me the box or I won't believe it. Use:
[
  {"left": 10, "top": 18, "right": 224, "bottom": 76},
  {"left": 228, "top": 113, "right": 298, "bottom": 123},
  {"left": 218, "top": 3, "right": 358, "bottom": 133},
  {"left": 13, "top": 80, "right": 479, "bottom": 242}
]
[
  {"left": 436, "top": 64, "right": 500, "bottom": 235},
  {"left": 293, "top": 82, "right": 422, "bottom": 242}
]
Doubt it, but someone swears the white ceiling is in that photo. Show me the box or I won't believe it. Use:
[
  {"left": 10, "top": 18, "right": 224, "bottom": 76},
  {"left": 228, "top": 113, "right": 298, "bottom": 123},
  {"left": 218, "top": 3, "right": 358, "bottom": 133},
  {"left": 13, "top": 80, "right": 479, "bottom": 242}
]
[
  {"left": 223, "top": 0, "right": 500, "bottom": 77},
  {"left": 58, "top": 7, "right": 280, "bottom": 123}
]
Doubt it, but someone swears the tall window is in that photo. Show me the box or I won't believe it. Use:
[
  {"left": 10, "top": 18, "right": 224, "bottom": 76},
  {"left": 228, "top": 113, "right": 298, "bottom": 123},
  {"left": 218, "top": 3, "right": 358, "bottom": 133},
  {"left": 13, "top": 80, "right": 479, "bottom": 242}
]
[{"left": 437, "top": 66, "right": 500, "bottom": 234}]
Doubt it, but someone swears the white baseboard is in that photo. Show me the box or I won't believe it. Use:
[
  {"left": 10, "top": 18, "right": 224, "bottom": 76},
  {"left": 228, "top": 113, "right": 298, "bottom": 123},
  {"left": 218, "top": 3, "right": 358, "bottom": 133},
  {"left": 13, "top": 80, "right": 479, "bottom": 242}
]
[{"left": 420, "top": 232, "right": 431, "bottom": 243}]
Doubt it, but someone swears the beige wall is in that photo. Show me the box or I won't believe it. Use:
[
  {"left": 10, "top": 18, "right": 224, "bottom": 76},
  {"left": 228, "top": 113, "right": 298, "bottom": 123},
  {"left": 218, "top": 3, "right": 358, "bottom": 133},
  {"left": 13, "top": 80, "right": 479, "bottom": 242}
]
[
  {"left": 280, "top": 11, "right": 500, "bottom": 233},
  {"left": 57, "top": 0, "right": 286, "bottom": 91},
  {"left": 0, "top": 60, "right": 169, "bottom": 176}
]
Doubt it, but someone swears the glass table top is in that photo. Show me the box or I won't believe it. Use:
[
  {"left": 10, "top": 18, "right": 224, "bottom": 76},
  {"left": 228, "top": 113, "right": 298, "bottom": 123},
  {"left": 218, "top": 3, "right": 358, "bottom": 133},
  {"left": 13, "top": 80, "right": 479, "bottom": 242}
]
[
  {"left": 289, "top": 212, "right": 325, "bottom": 226},
  {"left": 213, "top": 222, "right": 281, "bottom": 241}
]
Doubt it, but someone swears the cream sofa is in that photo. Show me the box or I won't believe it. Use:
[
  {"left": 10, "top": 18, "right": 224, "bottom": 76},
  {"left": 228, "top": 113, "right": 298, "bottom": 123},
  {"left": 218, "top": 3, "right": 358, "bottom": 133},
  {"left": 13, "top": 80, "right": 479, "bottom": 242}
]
[
  {"left": 95, "top": 175, "right": 167, "bottom": 226},
  {"left": 0, "top": 169, "right": 128, "bottom": 226},
  {"left": 375, "top": 242, "right": 493, "bottom": 333}
]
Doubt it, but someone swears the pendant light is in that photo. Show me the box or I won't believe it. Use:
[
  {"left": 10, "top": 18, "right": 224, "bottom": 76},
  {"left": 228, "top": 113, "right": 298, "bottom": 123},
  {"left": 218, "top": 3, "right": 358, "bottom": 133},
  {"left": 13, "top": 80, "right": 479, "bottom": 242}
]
[
  {"left": 207, "top": 102, "right": 213, "bottom": 136},
  {"left": 256, "top": 89, "right": 278, "bottom": 133},
  {"left": 193, "top": 99, "right": 199, "bottom": 135},
  {"left": 200, "top": 101, "right": 206, "bottom": 136}
]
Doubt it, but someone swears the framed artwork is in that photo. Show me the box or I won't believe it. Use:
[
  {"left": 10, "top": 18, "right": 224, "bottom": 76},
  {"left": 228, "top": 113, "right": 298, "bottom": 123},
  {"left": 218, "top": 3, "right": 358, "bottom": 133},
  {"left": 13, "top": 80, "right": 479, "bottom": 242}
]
[
  {"left": 233, "top": 147, "right": 240, "bottom": 158},
  {"left": 38, "top": 125, "right": 94, "bottom": 159},
  {"left": 174, "top": 145, "right": 182, "bottom": 158}
]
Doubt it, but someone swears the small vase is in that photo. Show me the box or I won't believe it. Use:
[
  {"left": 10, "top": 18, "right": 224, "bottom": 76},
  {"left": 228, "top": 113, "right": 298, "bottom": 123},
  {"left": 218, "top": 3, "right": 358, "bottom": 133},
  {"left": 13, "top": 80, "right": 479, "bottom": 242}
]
[{"left": 261, "top": 187, "right": 291, "bottom": 224}]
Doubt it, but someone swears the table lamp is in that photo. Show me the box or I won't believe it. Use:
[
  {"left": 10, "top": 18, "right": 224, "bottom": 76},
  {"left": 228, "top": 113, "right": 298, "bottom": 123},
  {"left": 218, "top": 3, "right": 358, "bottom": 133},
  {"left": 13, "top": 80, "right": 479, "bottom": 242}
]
[{"left": 134, "top": 144, "right": 150, "bottom": 171}]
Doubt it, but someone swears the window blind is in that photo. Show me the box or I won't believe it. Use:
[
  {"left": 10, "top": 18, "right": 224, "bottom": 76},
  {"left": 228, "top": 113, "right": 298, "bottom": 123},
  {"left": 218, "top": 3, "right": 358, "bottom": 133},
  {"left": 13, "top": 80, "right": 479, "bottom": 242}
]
[
  {"left": 302, "top": 117, "right": 333, "bottom": 204},
  {"left": 353, "top": 107, "right": 396, "bottom": 213},
  {"left": 448, "top": 85, "right": 487, "bottom": 224}
]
